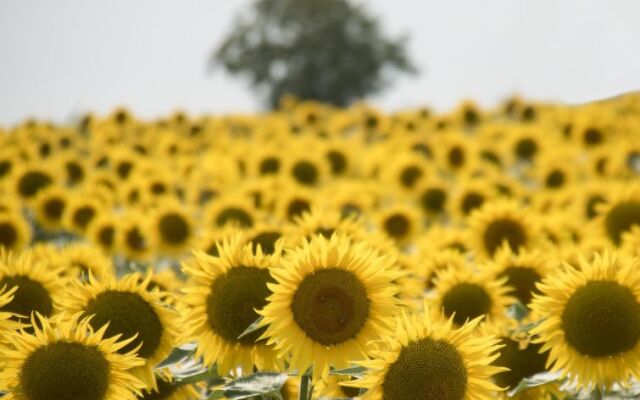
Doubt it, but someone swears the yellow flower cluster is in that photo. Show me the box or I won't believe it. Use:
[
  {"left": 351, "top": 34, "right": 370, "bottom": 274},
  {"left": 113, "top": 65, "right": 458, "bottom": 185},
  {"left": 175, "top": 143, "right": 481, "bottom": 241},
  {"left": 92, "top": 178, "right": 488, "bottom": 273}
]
[{"left": 1, "top": 93, "right": 640, "bottom": 399}]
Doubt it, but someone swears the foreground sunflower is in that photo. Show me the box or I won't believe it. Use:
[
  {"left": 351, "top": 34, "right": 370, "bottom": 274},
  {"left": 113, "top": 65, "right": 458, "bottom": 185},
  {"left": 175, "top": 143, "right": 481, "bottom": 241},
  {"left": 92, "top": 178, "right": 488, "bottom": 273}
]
[
  {"left": 531, "top": 252, "right": 640, "bottom": 389},
  {"left": 346, "top": 309, "right": 504, "bottom": 399},
  {"left": 180, "top": 235, "right": 281, "bottom": 375},
  {"left": 0, "top": 313, "right": 146, "bottom": 400},
  {"left": 258, "top": 234, "right": 400, "bottom": 381},
  {"left": 62, "top": 273, "right": 178, "bottom": 388},
  {"left": 0, "top": 252, "right": 66, "bottom": 324}
]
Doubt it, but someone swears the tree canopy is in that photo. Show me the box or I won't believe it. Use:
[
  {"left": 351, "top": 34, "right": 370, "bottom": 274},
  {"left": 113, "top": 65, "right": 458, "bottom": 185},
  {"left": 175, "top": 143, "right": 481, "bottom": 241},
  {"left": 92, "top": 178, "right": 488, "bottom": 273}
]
[{"left": 212, "top": 0, "right": 417, "bottom": 108}]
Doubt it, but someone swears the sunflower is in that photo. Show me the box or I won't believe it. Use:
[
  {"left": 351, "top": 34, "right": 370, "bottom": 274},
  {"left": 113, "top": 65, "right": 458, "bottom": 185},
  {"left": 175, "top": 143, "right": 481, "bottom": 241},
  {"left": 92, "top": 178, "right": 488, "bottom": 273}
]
[
  {"left": 62, "top": 273, "right": 179, "bottom": 388},
  {"left": 431, "top": 265, "right": 514, "bottom": 328},
  {"left": 0, "top": 313, "right": 146, "bottom": 400},
  {"left": 117, "top": 212, "right": 155, "bottom": 261},
  {"left": 450, "top": 178, "right": 496, "bottom": 221},
  {"left": 180, "top": 235, "right": 281, "bottom": 375},
  {"left": 58, "top": 153, "right": 88, "bottom": 187},
  {"left": 275, "top": 184, "right": 316, "bottom": 222},
  {"left": 533, "top": 152, "right": 578, "bottom": 192},
  {"left": 10, "top": 164, "right": 57, "bottom": 202},
  {"left": 418, "top": 248, "right": 468, "bottom": 292},
  {"left": 320, "top": 179, "right": 379, "bottom": 220},
  {"left": 530, "top": 252, "right": 640, "bottom": 389},
  {"left": 32, "top": 185, "right": 69, "bottom": 230},
  {"left": 436, "top": 132, "right": 478, "bottom": 173},
  {"left": 196, "top": 225, "right": 243, "bottom": 258},
  {"left": 484, "top": 245, "right": 552, "bottom": 309},
  {"left": 346, "top": 308, "right": 504, "bottom": 399},
  {"left": 382, "top": 153, "right": 431, "bottom": 192},
  {"left": 241, "top": 222, "right": 287, "bottom": 263},
  {"left": 137, "top": 369, "right": 201, "bottom": 400},
  {"left": 0, "top": 211, "right": 31, "bottom": 253},
  {"left": 285, "top": 144, "right": 329, "bottom": 187},
  {"left": 0, "top": 252, "right": 66, "bottom": 324},
  {"left": 88, "top": 213, "right": 119, "bottom": 254},
  {"left": 480, "top": 321, "right": 553, "bottom": 398},
  {"left": 468, "top": 200, "right": 541, "bottom": 258},
  {"left": 287, "top": 206, "right": 366, "bottom": 246},
  {"left": 62, "top": 193, "right": 104, "bottom": 235},
  {"left": 206, "top": 194, "right": 258, "bottom": 229},
  {"left": 376, "top": 204, "right": 421, "bottom": 246},
  {"left": 149, "top": 201, "right": 195, "bottom": 256},
  {"left": 59, "top": 242, "right": 115, "bottom": 281},
  {"left": 415, "top": 177, "right": 450, "bottom": 218},
  {"left": 420, "top": 225, "right": 470, "bottom": 254},
  {"left": 258, "top": 234, "right": 400, "bottom": 381},
  {"left": 595, "top": 183, "right": 640, "bottom": 245}
]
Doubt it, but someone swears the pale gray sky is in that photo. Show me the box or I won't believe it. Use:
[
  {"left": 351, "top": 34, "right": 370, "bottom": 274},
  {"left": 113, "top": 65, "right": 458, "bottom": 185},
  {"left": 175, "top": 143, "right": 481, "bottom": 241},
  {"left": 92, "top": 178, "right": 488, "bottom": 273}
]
[{"left": 1, "top": 0, "right": 639, "bottom": 126}]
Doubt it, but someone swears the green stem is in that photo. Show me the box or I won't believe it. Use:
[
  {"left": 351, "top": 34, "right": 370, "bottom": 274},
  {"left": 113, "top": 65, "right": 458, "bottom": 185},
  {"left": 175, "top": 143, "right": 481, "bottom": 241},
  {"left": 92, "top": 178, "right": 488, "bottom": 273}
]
[{"left": 299, "top": 374, "right": 311, "bottom": 400}]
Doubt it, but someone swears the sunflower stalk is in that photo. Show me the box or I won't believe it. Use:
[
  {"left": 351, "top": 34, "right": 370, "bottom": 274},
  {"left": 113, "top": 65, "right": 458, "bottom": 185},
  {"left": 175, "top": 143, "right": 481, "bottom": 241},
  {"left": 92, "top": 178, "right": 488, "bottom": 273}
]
[{"left": 298, "top": 373, "right": 312, "bottom": 400}]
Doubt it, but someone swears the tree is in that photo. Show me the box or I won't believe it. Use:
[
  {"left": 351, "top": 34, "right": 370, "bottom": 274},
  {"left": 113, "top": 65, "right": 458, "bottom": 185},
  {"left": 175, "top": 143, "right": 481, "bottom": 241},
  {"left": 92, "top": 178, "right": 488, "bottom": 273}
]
[{"left": 212, "top": 0, "right": 417, "bottom": 108}]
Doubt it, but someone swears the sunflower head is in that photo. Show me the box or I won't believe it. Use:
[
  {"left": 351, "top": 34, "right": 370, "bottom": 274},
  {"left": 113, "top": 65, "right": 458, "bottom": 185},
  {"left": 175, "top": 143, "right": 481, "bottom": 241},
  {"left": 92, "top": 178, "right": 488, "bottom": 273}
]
[
  {"left": 531, "top": 252, "right": 640, "bottom": 388},
  {"left": 62, "top": 273, "right": 178, "bottom": 388},
  {"left": 181, "top": 235, "right": 282, "bottom": 375},
  {"left": 0, "top": 211, "right": 31, "bottom": 253},
  {"left": 259, "top": 234, "right": 401, "bottom": 381},
  {"left": 0, "top": 252, "right": 65, "bottom": 324},
  {"left": 468, "top": 200, "right": 539, "bottom": 258},
  {"left": 433, "top": 265, "right": 514, "bottom": 327},
  {"left": 347, "top": 308, "right": 505, "bottom": 400},
  {"left": 0, "top": 312, "right": 146, "bottom": 400}
]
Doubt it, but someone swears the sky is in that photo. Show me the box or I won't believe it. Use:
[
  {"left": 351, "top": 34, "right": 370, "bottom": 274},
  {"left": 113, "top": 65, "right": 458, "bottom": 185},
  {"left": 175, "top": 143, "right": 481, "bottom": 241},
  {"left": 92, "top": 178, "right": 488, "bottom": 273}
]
[{"left": 1, "top": 0, "right": 639, "bottom": 126}]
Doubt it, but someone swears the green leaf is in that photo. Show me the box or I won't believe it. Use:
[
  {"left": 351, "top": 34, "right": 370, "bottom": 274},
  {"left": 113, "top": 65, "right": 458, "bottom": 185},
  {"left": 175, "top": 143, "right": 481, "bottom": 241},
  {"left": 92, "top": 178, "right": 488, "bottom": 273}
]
[
  {"left": 506, "top": 301, "right": 529, "bottom": 321},
  {"left": 222, "top": 372, "right": 289, "bottom": 400},
  {"left": 508, "top": 371, "right": 563, "bottom": 397},
  {"left": 174, "top": 366, "right": 222, "bottom": 385},
  {"left": 329, "top": 366, "right": 367, "bottom": 376},
  {"left": 156, "top": 345, "right": 196, "bottom": 368},
  {"left": 511, "top": 318, "right": 544, "bottom": 335},
  {"left": 207, "top": 391, "right": 225, "bottom": 400},
  {"left": 237, "top": 316, "right": 265, "bottom": 340}
]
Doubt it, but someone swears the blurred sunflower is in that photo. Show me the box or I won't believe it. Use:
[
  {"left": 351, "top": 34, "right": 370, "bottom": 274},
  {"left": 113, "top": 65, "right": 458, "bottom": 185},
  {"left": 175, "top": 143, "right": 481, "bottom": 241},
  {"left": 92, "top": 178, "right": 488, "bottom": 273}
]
[
  {"left": 468, "top": 200, "right": 541, "bottom": 258},
  {"left": 258, "top": 234, "right": 400, "bottom": 381},
  {"left": 62, "top": 193, "right": 104, "bottom": 235},
  {"left": 206, "top": 194, "right": 258, "bottom": 229},
  {"left": 431, "top": 265, "right": 513, "bottom": 328},
  {"left": 485, "top": 245, "right": 552, "bottom": 309},
  {"left": 531, "top": 252, "right": 640, "bottom": 389},
  {"left": 63, "top": 273, "right": 178, "bottom": 388},
  {"left": 149, "top": 201, "right": 195, "bottom": 256},
  {"left": 33, "top": 185, "right": 68, "bottom": 231},
  {"left": 87, "top": 213, "right": 119, "bottom": 254},
  {"left": 346, "top": 308, "right": 504, "bottom": 399},
  {"left": 180, "top": 235, "right": 281, "bottom": 375},
  {"left": 595, "top": 184, "right": 640, "bottom": 245},
  {"left": 0, "top": 313, "right": 146, "bottom": 400},
  {"left": 59, "top": 242, "right": 115, "bottom": 281},
  {"left": 117, "top": 213, "right": 155, "bottom": 261},
  {"left": 0, "top": 211, "right": 31, "bottom": 253},
  {"left": 376, "top": 204, "right": 421, "bottom": 246},
  {"left": 11, "top": 164, "right": 57, "bottom": 202}
]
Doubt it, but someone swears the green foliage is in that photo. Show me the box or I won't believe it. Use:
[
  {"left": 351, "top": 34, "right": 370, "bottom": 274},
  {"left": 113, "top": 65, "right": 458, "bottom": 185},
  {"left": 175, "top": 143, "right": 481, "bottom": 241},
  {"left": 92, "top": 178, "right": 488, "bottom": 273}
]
[{"left": 212, "top": 0, "right": 416, "bottom": 108}]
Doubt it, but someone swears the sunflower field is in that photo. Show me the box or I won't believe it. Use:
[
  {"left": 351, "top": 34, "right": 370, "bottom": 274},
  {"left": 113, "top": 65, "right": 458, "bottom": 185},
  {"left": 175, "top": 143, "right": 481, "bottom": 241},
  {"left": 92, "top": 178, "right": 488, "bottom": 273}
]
[{"left": 0, "top": 94, "right": 640, "bottom": 400}]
